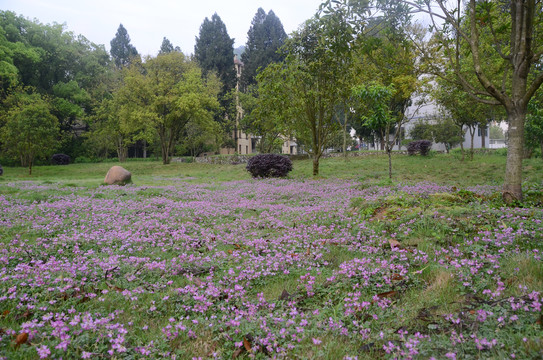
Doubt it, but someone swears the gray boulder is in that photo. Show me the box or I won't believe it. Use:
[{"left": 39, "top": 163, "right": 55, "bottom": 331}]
[{"left": 104, "top": 166, "right": 131, "bottom": 185}]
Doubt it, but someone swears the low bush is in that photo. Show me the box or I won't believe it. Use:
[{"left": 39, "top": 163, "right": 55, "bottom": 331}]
[
  {"left": 51, "top": 153, "right": 71, "bottom": 165},
  {"left": 246, "top": 154, "right": 293, "bottom": 178},
  {"left": 407, "top": 140, "right": 432, "bottom": 156},
  {"left": 74, "top": 156, "right": 95, "bottom": 164}
]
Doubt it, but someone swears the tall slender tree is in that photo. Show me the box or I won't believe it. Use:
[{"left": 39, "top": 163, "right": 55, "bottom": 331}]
[
  {"left": 194, "top": 13, "right": 236, "bottom": 95},
  {"left": 240, "top": 8, "right": 287, "bottom": 90},
  {"left": 110, "top": 24, "right": 139, "bottom": 69}
]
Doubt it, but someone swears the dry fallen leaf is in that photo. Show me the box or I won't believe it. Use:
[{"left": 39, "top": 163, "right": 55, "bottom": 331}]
[
  {"left": 388, "top": 239, "right": 401, "bottom": 249},
  {"left": 305, "top": 247, "right": 310, "bottom": 256},
  {"left": 232, "top": 348, "right": 244, "bottom": 359},
  {"left": 243, "top": 337, "right": 252, "bottom": 352},
  {"left": 391, "top": 274, "right": 404, "bottom": 281},
  {"left": 278, "top": 289, "right": 290, "bottom": 301},
  {"left": 376, "top": 290, "right": 398, "bottom": 299},
  {"left": 15, "top": 332, "right": 28, "bottom": 347},
  {"left": 2, "top": 310, "right": 9, "bottom": 317}
]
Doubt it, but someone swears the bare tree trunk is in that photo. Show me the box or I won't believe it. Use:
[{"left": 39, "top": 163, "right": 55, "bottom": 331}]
[
  {"left": 343, "top": 125, "right": 348, "bottom": 158},
  {"left": 503, "top": 109, "right": 526, "bottom": 202},
  {"left": 469, "top": 127, "right": 475, "bottom": 160},
  {"left": 460, "top": 141, "right": 465, "bottom": 161},
  {"left": 143, "top": 140, "right": 147, "bottom": 159},
  {"left": 387, "top": 147, "right": 392, "bottom": 180},
  {"left": 312, "top": 156, "right": 319, "bottom": 176}
]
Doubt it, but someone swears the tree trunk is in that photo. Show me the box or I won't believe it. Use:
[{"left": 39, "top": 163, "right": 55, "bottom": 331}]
[
  {"left": 342, "top": 124, "right": 348, "bottom": 158},
  {"left": 312, "top": 156, "right": 319, "bottom": 176},
  {"left": 143, "top": 140, "right": 147, "bottom": 159},
  {"left": 28, "top": 161, "right": 32, "bottom": 176},
  {"left": 540, "top": 140, "right": 543, "bottom": 161},
  {"left": 502, "top": 109, "right": 526, "bottom": 202},
  {"left": 460, "top": 141, "right": 465, "bottom": 161},
  {"left": 161, "top": 141, "right": 169, "bottom": 165},
  {"left": 469, "top": 127, "right": 475, "bottom": 160},
  {"left": 387, "top": 147, "right": 392, "bottom": 180}
]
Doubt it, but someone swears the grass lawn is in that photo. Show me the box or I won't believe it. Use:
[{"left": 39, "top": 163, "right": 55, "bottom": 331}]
[
  {"left": 0, "top": 153, "right": 542, "bottom": 359},
  {"left": 2, "top": 152, "right": 542, "bottom": 186}
]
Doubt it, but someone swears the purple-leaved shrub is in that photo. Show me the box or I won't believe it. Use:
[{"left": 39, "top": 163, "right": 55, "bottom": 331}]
[
  {"left": 246, "top": 154, "right": 293, "bottom": 178},
  {"left": 407, "top": 140, "right": 432, "bottom": 156}
]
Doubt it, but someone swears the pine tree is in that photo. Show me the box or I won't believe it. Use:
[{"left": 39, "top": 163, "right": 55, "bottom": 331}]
[
  {"left": 240, "top": 9, "right": 287, "bottom": 90},
  {"left": 194, "top": 13, "right": 236, "bottom": 95},
  {"left": 159, "top": 37, "right": 174, "bottom": 54},
  {"left": 110, "top": 24, "right": 139, "bottom": 69}
]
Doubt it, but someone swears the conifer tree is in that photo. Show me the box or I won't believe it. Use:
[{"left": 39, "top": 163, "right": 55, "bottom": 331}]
[
  {"left": 159, "top": 37, "right": 174, "bottom": 54},
  {"left": 110, "top": 24, "right": 139, "bottom": 69},
  {"left": 194, "top": 13, "right": 236, "bottom": 95},
  {"left": 241, "top": 9, "right": 287, "bottom": 90}
]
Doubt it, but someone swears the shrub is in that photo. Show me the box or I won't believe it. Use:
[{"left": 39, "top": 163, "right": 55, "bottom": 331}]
[
  {"left": 74, "top": 156, "right": 94, "bottom": 164},
  {"left": 407, "top": 140, "right": 432, "bottom": 156},
  {"left": 246, "top": 154, "right": 293, "bottom": 178},
  {"left": 51, "top": 153, "right": 71, "bottom": 165}
]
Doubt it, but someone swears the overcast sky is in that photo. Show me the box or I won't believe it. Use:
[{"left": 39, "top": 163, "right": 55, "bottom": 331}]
[{"left": 2, "top": 0, "right": 325, "bottom": 56}]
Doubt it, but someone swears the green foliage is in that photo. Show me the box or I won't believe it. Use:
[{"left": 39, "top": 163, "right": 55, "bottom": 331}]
[
  {"left": 409, "top": 120, "right": 433, "bottom": 141},
  {"left": 109, "top": 24, "right": 139, "bottom": 69},
  {"left": 0, "top": 91, "right": 59, "bottom": 174},
  {"left": 111, "top": 53, "right": 221, "bottom": 165},
  {"left": 525, "top": 91, "right": 543, "bottom": 158},
  {"left": 239, "top": 84, "right": 285, "bottom": 154},
  {"left": 194, "top": 13, "right": 237, "bottom": 96},
  {"left": 432, "top": 117, "right": 464, "bottom": 153},
  {"left": 158, "top": 37, "right": 179, "bottom": 54},
  {"left": 240, "top": 8, "right": 287, "bottom": 90}
]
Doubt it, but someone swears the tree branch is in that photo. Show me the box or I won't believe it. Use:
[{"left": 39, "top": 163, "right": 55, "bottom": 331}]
[{"left": 524, "top": 71, "right": 543, "bottom": 107}]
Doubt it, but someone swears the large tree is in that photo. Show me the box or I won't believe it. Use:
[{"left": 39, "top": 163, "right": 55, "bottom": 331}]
[
  {"left": 110, "top": 24, "right": 139, "bottom": 69},
  {"left": 1, "top": 91, "right": 59, "bottom": 174},
  {"left": 0, "top": 11, "right": 112, "bottom": 159},
  {"left": 258, "top": 16, "right": 352, "bottom": 175},
  {"left": 115, "top": 53, "right": 221, "bottom": 164},
  {"left": 405, "top": 0, "right": 543, "bottom": 202},
  {"left": 194, "top": 13, "right": 237, "bottom": 96},
  {"left": 240, "top": 8, "right": 288, "bottom": 90}
]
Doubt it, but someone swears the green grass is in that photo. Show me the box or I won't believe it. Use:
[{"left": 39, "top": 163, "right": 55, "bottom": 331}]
[
  {"left": 1, "top": 152, "right": 542, "bottom": 359},
  {"left": 2, "top": 152, "right": 542, "bottom": 187}
]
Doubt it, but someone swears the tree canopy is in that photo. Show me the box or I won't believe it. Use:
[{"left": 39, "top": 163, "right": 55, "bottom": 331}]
[
  {"left": 110, "top": 24, "right": 139, "bottom": 69},
  {"left": 240, "top": 8, "right": 287, "bottom": 91},
  {"left": 194, "top": 13, "right": 237, "bottom": 96}
]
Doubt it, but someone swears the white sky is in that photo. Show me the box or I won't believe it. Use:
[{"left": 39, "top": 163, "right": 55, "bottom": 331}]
[{"left": 1, "top": 0, "right": 324, "bottom": 56}]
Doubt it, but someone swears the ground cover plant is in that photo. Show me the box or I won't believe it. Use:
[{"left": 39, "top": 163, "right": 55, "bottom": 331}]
[{"left": 0, "top": 154, "right": 542, "bottom": 359}]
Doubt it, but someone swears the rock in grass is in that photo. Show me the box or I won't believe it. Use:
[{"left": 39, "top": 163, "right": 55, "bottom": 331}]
[{"left": 104, "top": 166, "right": 131, "bottom": 185}]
